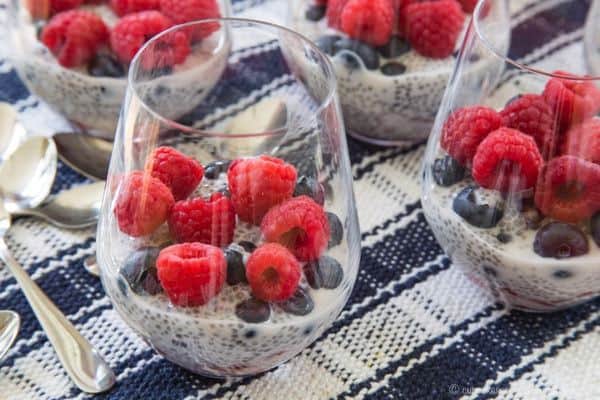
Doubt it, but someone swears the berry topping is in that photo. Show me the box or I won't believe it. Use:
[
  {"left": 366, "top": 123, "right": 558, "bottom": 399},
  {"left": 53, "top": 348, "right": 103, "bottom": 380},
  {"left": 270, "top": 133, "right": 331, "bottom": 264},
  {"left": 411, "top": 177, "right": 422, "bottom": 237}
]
[
  {"left": 168, "top": 193, "right": 236, "bottom": 247},
  {"left": 280, "top": 288, "right": 314, "bottom": 316},
  {"left": 339, "top": 0, "right": 394, "bottom": 46},
  {"left": 315, "top": 35, "right": 342, "bottom": 55},
  {"left": 452, "top": 186, "right": 503, "bottom": 228},
  {"left": 245, "top": 243, "right": 301, "bottom": 302},
  {"left": 156, "top": 243, "right": 226, "bottom": 306},
  {"left": 405, "top": 0, "right": 465, "bottom": 59},
  {"left": 326, "top": 212, "right": 344, "bottom": 248},
  {"left": 41, "top": 10, "right": 109, "bottom": 68},
  {"left": 441, "top": 106, "right": 503, "bottom": 165},
  {"left": 159, "top": 0, "right": 220, "bottom": 41},
  {"left": 591, "top": 212, "right": 600, "bottom": 247},
  {"left": 294, "top": 176, "right": 325, "bottom": 205},
  {"left": 235, "top": 298, "right": 271, "bottom": 323},
  {"left": 87, "top": 53, "right": 126, "bottom": 78},
  {"left": 376, "top": 36, "right": 411, "bottom": 58},
  {"left": 225, "top": 247, "right": 247, "bottom": 285},
  {"left": 261, "top": 196, "right": 330, "bottom": 261},
  {"left": 500, "top": 94, "right": 557, "bottom": 157},
  {"left": 533, "top": 222, "right": 589, "bottom": 259},
  {"left": 304, "top": 256, "right": 344, "bottom": 289},
  {"left": 146, "top": 146, "right": 204, "bottom": 200},
  {"left": 333, "top": 38, "right": 380, "bottom": 70},
  {"left": 306, "top": 4, "right": 326, "bottom": 21},
  {"left": 432, "top": 156, "right": 465, "bottom": 187},
  {"left": 534, "top": 156, "right": 600, "bottom": 223},
  {"left": 120, "top": 247, "right": 162, "bottom": 295},
  {"left": 50, "top": 0, "right": 82, "bottom": 14},
  {"left": 381, "top": 62, "right": 407, "bottom": 76},
  {"left": 203, "top": 160, "right": 231, "bottom": 180},
  {"left": 111, "top": 0, "right": 160, "bottom": 16},
  {"left": 228, "top": 155, "right": 297, "bottom": 225},
  {"left": 326, "top": 0, "right": 349, "bottom": 29},
  {"left": 115, "top": 171, "right": 175, "bottom": 237},
  {"left": 562, "top": 118, "right": 600, "bottom": 164},
  {"left": 472, "top": 128, "right": 543, "bottom": 192}
]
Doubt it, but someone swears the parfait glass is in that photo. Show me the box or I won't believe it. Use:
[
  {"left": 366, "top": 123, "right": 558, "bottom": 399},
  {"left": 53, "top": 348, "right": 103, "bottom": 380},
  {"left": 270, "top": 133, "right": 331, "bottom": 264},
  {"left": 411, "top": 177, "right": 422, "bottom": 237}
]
[
  {"left": 422, "top": 0, "right": 600, "bottom": 312},
  {"left": 96, "top": 19, "right": 360, "bottom": 377}
]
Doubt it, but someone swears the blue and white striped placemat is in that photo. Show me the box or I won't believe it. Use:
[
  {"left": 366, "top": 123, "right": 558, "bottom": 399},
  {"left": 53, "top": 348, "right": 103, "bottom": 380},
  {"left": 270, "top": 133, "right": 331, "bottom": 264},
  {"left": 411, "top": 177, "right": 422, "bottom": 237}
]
[{"left": 0, "top": 0, "right": 599, "bottom": 399}]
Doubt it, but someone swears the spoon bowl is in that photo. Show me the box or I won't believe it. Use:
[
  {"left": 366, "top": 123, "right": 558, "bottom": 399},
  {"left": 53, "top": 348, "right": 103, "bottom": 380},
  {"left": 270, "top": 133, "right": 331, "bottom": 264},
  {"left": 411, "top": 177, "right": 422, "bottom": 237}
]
[
  {"left": 54, "top": 133, "right": 111, "bottom": 181},
  {"left": 0, "top": 310, "right": 20, "bottom": 362},
  {"left": 0, "top": 102, "right": 26, "bottom": 161}
]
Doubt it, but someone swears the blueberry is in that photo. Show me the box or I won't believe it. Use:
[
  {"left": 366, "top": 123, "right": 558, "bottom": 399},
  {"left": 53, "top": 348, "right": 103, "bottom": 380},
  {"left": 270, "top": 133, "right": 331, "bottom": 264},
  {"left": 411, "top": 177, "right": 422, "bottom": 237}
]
[
  {"left": 326, "top": 212, "right": 343, "bottom": 248},
  {"left": 280, "top": 287, "right": 314, "bottom": 316},
  {"left": 591, "top": 212, "right": 600, "bottom": 247},
  {"left": 333, "top": 38, "right": 380, "bottom": 70},
  {"left": 315, "top": 35, "right": 342, "bottom": 56},
  {"left": 380, "top": 62, "right": 407, "bottom": 76},
  {"left": 305, "top": 4, "right": 326, "bottom": 21},
  {"left": 235, "top": 298, "right": 271, "bottom": 323},
  {"left": 88, "top": 54, "right": 125, "bottom": 78},
  {"left": 533, "top": 222, "right": 589, "bottom": 259},
  {"left": 294, "top": 176, "right": 325, "bottom": 205},
  {"left": 432, "top": 156, "right": 465, "bottom": 187},
  {"left": 238, "top": 241, "right": 257, "bottom": 253},
  {"left": 452, "top": 186, "right": 503, "bottom": 228},
  {"left": 120, "top": 248, "right": 162, "bottom": 295},
  {"left": 376, "top": 36, "right": 411, "bottom": 58},
  {"left": 204, "top": 160, "right": 231, "bottom": 179},
  {"left": 304, "top": 256, "right": 344, "bottom": 289},
  {"left": 225, "top": 248, "right": 247, "bottom": 285}
]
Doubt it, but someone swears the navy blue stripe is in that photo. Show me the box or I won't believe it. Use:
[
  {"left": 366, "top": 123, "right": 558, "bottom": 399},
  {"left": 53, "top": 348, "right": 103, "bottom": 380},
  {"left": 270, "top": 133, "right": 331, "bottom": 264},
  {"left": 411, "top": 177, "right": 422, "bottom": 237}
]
[
  {"left": 353, "top": 142, "right": 423, "bottom": 180},
  {"left": 361, "top": 200, "right": 422, "bottom": 240},
  {"left": 0, "top": 69, "right": 31, "bottom": 104}
]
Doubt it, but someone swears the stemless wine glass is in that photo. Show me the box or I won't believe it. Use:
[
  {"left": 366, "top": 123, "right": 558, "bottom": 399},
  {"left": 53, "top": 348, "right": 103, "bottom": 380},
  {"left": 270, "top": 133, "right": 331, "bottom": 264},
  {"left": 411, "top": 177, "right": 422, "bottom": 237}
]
[
  {"left": 422, "top": 0, "right": 600, "bottom": 312},
  {"left": 96, "top": 19, "right": 360, "bottom": 377}
]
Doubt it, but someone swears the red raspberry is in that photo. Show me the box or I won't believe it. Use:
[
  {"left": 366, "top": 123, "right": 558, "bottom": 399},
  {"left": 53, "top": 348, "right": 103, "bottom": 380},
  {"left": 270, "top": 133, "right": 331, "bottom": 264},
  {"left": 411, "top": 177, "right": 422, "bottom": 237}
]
[
  {"left": 159, "top": 0, "right": 220, "bottom": 41},
  {"left": 339, "top": 0, "right": 394, "bottom": 46},
  {"left": 441, "top": 105, "right": 502, "bottom": 165},
  {"left": 50, "top": 0, "right": 82, "bottom": 14},
  {"left": 261, "top": 196, "right": 330, "bottom": 262},
  {"left": 535, "top": 156, "right": 600, "bottom": 223},
  {"left": 146, "top": 146, "right": 204, "bottom": 200},
  {"left": 156, "top": 243, "right": 226, "bottom": 306},
  {"left": 326, "top": 0, "right": 348, "bottom": 29},
  {"left": 168, "top": 193, "right": 236, "bottom": 247},
  {"left": 41, "top": 10, "right": 109, "bottom": 67},
  {"left": 500, "top": 94, "right": 558, "bottom": 158},
  {"left": 246, "top": 243, "right": 301, "bottom": 302},
  {"left": 472, "top": 128, "right": 543, "bottom": 192},
  {"left": 542, "top": 71, "right": 600, "bottom": 132},
  {"left": 457, "top": 0, "right": 477, "bottom": 13},
  {"left": 110, "top": 0, "right": 160, "bottom": 16},
  {"left": 563, "top": 119, "right": 600, "bottom": 164},
  {"left": 114, "top": 171, "right": 175, "bottom": 237},
  {"left": 405, "top": 0, "right": 465, "bottom": 58},
  {"left": 228, "top": 155, "right": 297, "bottom": 225}
]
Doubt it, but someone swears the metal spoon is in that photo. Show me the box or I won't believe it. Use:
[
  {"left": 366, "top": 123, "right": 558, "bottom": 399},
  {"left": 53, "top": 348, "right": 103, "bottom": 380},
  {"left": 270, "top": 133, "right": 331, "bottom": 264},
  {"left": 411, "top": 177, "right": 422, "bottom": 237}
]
[
  {"left": 0, "top": 137, "right": 115, "bottom": 393},
  {"left": 54, "top": 133, "right": 112, "bottom": 181},
  {"left": 0, "top": 102, "right": 26, "bottom": 161},
  {"left": 0, "top": 310, "right": 20, "bottom": 362}
]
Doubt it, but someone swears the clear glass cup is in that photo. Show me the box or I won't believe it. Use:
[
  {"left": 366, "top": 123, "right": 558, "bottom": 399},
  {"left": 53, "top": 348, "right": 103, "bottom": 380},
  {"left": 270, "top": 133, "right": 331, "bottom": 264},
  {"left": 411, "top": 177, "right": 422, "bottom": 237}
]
[
  {"left": 422, "top": 0, "right": 600, "bottom": 312},
  {"left": 5, "top": 0, "right": 229, "bottom": 139},
  {"left": 96, "top": 19, "right": 360, "bottom": 377}
]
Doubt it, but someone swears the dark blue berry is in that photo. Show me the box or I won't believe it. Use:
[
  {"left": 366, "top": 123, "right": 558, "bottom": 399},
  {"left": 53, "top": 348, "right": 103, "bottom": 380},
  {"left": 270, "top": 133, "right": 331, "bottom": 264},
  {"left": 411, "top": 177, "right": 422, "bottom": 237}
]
[
  {"left": 120, "top": 248, "right": 162, "bottom": 295},
  {"left": 305, "top": 4, "right": 326, "bottom": 21},
  {"left": 304, "top": 256, "right": 344, "bottom": 289},
  {"left": 235, "top": 298, "right": 271, "bottom": 323},
  {"left": 590, "top": 212, "right": 600, "bottom": 247},
  {"left": 280, "top": 287, "right": 314, "bottom": 316},
  {"left": 376, "top": 37, "right": 411, "bottom": 58},
  {"left": 315, "top": 35, "right": 342, "bottom": 56},
  {"left": 238, "top": 241, "right": 257, "bottom": 253},
  {"left": 432, "top": 156, "right": 465, "bottom": 187},
  {"left": 294, "top": 176, "right": 325, "bottom": 205},
  {"left": 380, "top": 62, "right": 407, "bottom": 76},
  {"left": 88, "top": 54, "right": 125, "bottom": 78},
  {"left": 326, "top": 212, "right": 343, "bottom": 248},
  {"left": 553, "top": 270, "right": 574, "bottom": 279},
  {"left": 452, "top": 186, "right": 503, "bottom": 228},
  {"left": 225, "top": 248, "right": 247, "bottom": 285},
  {"left": 533, "top": 222, "right": 589, "bottom": 259},
  {"left": 334, "top": 38, "right": 380, "bottom": 70},
  {"left": 204, "top": 160, "right": 231, "bottom": 179}
]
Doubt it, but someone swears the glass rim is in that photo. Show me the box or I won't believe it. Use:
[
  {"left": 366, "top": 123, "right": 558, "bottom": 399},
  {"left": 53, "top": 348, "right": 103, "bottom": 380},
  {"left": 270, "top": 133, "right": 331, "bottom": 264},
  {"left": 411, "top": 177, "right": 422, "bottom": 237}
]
[
  {"left": 472, "top": 0, "right": 600, "bottom": 81},
  {"left": 128, "top": 17, "right": 339, "bottom": 139}
]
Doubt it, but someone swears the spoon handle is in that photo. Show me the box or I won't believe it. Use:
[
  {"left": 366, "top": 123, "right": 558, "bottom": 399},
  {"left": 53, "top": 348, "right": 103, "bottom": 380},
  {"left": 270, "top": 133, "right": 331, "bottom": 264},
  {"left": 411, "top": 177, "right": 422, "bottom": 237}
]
[{"left": 0, "top": 239, "right": 116, "bottom": 393}]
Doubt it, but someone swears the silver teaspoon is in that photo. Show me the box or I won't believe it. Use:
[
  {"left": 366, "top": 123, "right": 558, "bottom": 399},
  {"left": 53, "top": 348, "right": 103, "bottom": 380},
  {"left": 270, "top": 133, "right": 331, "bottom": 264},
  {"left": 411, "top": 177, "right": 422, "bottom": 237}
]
[
  {"left": 54, "top": 133, "right": 112, "bottom": 181},
  {"left": 0, "top": 137, "right": 115, "bottom": 393},
  {"left": 0, "top": 310, "right": 20, "bottom": 362}
]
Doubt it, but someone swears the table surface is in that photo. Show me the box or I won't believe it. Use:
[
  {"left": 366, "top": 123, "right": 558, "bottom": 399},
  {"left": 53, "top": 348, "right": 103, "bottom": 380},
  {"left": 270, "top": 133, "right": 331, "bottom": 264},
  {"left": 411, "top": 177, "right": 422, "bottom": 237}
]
[{"left": 0, "top": 0, "right": 599, "bottom": 399}]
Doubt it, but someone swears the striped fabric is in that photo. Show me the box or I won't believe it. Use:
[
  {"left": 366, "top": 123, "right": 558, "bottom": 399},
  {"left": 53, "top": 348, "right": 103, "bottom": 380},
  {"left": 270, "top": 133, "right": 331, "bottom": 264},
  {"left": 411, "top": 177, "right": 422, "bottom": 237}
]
[{"left": 0, "top": 0, "right": 599, "bottom": 399}]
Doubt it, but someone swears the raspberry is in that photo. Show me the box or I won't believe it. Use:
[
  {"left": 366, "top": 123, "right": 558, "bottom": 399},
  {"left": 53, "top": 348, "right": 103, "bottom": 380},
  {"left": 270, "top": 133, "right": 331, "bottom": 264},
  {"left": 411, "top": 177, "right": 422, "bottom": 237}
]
[
  {"left": 562, "top": 119, "right": 600, "bottom": 164},
  {"left": 228, "top": 155, "right": 297, "bottom": 225},
  {"left": 405, "top": 0, "right": 465, "bottom": 58},
  {"left": 326, "top": 0, "right": 348, "bottom": 29},
  {"left": 50, "top": 0, "right": 82, "bottom": 14},
  {"left": 168, "top": 193, "right": 236, "bottom": 247},
  {"left": 339, "top": 0, "right": 394, "bottom": 47},
  {"left": 441, "top": 106, "right": 503, "bottom": 165},
  {"left": 146, "top": 146, "right": 204, "bottom": 200},
  {"left": 542, "top": 71, "right": 600, "bottom": 132},
  {"left": 500, "top": 94, "right": 558, "bottom": 158},
  {"left": 261, "top": 196, "right": 330, "bottom": 262},
  {"left": 535, "top": 156, "right": 600, "bottom": 223},
  {"left": 41, "top": 10, "right": 109, "bottom": 67},
  {"left": 245, "top": 243, "right": 301, "bottom": 302},
  {"left": 114, "top": 171, "right": 175, "bottom": 237},
  {"left": 156, "top": 243, "right": 226, "bottom": 306},
  {"left": 159, "top": 0, "right": 220, "bottom": 41},
  {"left": 457, "top": 0, "right": 477, "bottom": 13},
  {"left": 110, "top": 0, "right": 160, "bottom": 16},
  {"left": 472, "top": 128, "right": 543, "bottom": 192}
]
